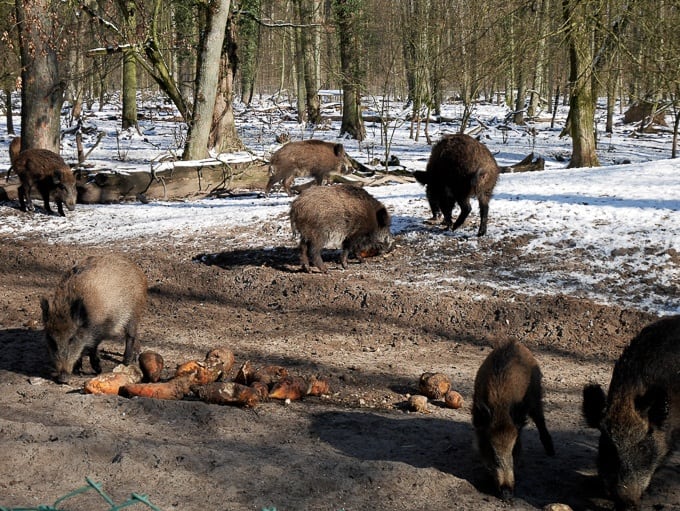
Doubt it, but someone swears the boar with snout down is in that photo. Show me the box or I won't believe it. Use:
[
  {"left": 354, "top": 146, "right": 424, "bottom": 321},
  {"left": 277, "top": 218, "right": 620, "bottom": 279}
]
[
  {"left": 13, "top": 148, "right": 77, "bottom": 216},
  {"left": 472, "top": 341, "right": 555, "bottom": 501},
  {"left": 41, "top": 255, "right": 148, "bottom": 384},
  {"left": 583, "top": 315, "right": 680, "bottom": 511},
  {"left": 265, "top": 139, "right": 353, "bottom": 196},
  {"left": 415, "top": 134, "right": 500, "bottom": 236},
  {"left": 289, "top": 184, "right": 394, "bottom": 273}
]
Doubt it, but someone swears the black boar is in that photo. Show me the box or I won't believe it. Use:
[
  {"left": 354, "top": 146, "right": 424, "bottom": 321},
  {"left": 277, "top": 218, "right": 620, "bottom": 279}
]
[
  {"left": 289, "top": 184, "right": 393, "bottom": 273},
  {"left": 13, "top": 148, "right": 77, "bottom": 216},
  {"left": 583, "top": 315, "right": 680, "bottom": 510},
  {"left": 414, "top": 134, "right": 500, "bottom": 236},
  {"left": 265, "top": 139, "right": 353, "bottom": 196},
  {"left": 41, "top": 254, "right": 148, "bottom": 384},
  {"left": 472, "top": 341, "right": 555, "bottom": 500}
]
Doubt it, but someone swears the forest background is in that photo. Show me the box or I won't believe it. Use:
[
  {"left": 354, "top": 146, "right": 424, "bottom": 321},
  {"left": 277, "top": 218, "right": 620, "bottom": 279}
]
[{"left": 1, "top": 0, "right": 679, "bottom": 167}]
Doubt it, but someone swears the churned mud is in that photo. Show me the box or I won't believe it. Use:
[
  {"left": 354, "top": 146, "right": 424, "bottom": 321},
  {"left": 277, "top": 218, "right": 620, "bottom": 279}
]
[{"left": 0, "top": 209, "right": 677, "bottom": 511}]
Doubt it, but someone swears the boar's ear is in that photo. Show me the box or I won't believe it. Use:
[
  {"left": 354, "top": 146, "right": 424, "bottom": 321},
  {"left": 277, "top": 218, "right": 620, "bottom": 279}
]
[
  {"left": 40, "top": 298, "right": 50, "bottom": 323},
  {"left": 376, "top": 207, "right": 390, "bottom": 228},
  {"left": 333, "top": 143, "right": 345, "bottom": 157},
  {"left": 472, "top": 403, "right": 492, "bottom": 429},
  {"left": 583, "top": 384, "right": 607, "bottom": 428},
  {"left": 69, "top": 298, "right": 89, "bottom": 328},
  {"left": 635, "top": 385, "right": 670, "bottom": 429}
]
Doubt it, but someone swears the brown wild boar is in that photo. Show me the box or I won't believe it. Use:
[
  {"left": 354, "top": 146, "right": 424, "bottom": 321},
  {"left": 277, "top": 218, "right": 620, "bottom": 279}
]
[
  {"left": 265, "top": 139, "right": 353, "bottom": 196},
  {"left": 289, "top": 184, "right": 393, "bottom": 273},
  {"left": 41, "top": 254, "right": 148, "bottom": 384},
  {"left": 472, "top": 341, "right": 555, "bottom": 500},
  {"left": 5, "top": 136, "right": 22, "bottom": 182},
  {"left": 13, "top": 148, "right": 77, "bottom": 216},
  {"left": 583, "top": 315, "right": 680, "bottom": 511},
  {"left": 414, "top": 134, "right": 500, "bottom": 236}
]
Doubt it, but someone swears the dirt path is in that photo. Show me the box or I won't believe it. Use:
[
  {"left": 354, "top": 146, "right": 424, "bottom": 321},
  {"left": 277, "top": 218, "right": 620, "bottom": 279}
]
[{"left": 0, "top": 220, "right": 677, "bottom": 511}]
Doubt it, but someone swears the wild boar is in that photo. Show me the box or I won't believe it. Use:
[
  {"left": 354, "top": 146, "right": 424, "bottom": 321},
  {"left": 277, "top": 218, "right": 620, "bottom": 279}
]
[
  {"left": 5, "top": 136, "right": 22, "bottom": 181},
  {"left": 13, "top": 148, "right": 77, "bottom": 216},
  {"left": 583, "top": 315, "right": 680, "bottom": 510},
  {"left": 265, "top": 139, "right": 353, "bottom": 196},
  {"left": 289, "top": 184, "right": 393, "bottom": 273},
  {"left": 41, "top": 254, "right": 148, "bottom": 384},
  {"left": 472, "top": 341, "right": 555, "bottom": 500},
  {"left": 414, "top": 134, "right": 500, "bottom": 236}
]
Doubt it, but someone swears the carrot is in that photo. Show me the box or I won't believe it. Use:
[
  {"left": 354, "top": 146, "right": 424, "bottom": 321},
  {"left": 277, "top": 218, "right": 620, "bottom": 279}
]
[
  {"left": 119, "top": 378, "right": 191, "bottom": 400},
  {"left": 268, "top": 376, "right": 309, "bottom": 401},
  {"left": 193, "top": 382, "right": 260, "bottom": 408}
]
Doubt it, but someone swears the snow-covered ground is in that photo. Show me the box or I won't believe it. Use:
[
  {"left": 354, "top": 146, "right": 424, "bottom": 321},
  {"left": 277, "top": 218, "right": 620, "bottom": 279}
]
[{"left": 1, "top": 98, "right": 678, "bottom": 315}]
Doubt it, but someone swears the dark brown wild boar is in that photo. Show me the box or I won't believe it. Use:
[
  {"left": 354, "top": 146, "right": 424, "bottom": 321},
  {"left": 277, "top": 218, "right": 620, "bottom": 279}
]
[
  {"left": 289, "top": 184, "right": 393, "bottom": 273},
  {"left": 41, "top": 254, "right": 148, "bottom": 384},
  {"left": 414, "top": 134, "right": 500, "bottom": 236},
  {"left": 13, "top": 148, "right": 77, "bottom": 216},
  {"left": 265, "top": 139, "right": 353, "bottom": 196},
  {"left": 583, "top": 315, "right": 680, "bottom": 511},
  {"left": 472, "top": 341, "right": 555, "bottom": 501}
]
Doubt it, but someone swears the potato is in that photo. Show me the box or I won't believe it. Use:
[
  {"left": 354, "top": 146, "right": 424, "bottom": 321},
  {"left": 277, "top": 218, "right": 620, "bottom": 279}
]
[
  {"left": 307, "top": 376, "right": 330, "bottom": 396},
  {"left": 253, "top": 365, "right": 289, "bottom": 387},
  {"left": 138, "top": 351, "right": 164, "bottom": 383},
  {"left": 418, "top": 372, "right": 451, "bottom": 400},
  {"left": 408, "top": 394, "right": 429, "bottom": 413},
  {"left": 84, "top": 364, "right": 142, "bottom": 395},
  {"left": 234, "top": 360, "right": 255, "bottom": 385},
  {"left": 444, "top": 390, "right": 464, "bottom": 409},
  {"left": 204, "top": 347, "right": 235, "bottom": 375}
]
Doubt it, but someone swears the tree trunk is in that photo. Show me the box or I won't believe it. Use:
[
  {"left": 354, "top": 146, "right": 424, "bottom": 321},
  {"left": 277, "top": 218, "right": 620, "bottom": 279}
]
[
  {"left": 183, "top": 0, "right": 232, "bottom": 161},
  {"left": 563, "top": 0, "right": 599, "bottom": 168},
  {"left": 4, "top": 89, "right": 15, "bottom": 135},
  {"left": 334, "top": 0, "right": 365, "bottom": 141},
  {"left": 237, "top": 0, "right": 260, "bottom": 106},
  {"left": 209, "top": 14, "right": 245, "bottom": 153},
  {"left": 15, "top": 0, "right": 64, "bottom": 152},
  {"left": 298, "top": 0, "right": 321, "bottom": 124},
  {"left": 116, "top": 0, "right": 139, "bottom": 130}
]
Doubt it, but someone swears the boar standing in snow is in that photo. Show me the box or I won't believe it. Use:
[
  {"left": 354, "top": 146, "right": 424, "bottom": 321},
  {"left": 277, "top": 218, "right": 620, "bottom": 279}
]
[
  {"left": 583, "top": 315, "right": 680, "bottom": 511},
  {"left": 13, "top": 148, "right": 77, "bottom": 216},
  {"left": 41, "top": 254, "right": 148, "bottom": 384},
  {"left": 472, "top": 341, "right": 555, "bottom": 500},
  {"left": 289, "top": 184, "right": 393, "bottom": 273},
  {"left": 415, "top": 134, "right": 500, "bottom": 236},
  {"left": 265, "top": 139, "right": 353, "bottom": 196}
]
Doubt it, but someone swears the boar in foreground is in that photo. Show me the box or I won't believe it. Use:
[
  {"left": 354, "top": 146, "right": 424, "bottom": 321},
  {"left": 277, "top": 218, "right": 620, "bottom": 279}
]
[
  {"left": 5, "top": 136, "right": 22, "bottom": 181},
  {"left": 472, "top": 341, "right": 555, "bottom": 500},
  {"left": 265, "top": 139, "right": 353, "bottom": 196},
  {"left": 289, "top": 184, "right": 393, "bottom": 273},
  {"left": 41, "top": 254, "right": 148, "bottom": 384},
  {"left": 13, "top": 148, "right": 77, "bottom": 216},
  {"left": 415, "top": 134, "right": 500, "bottom": 236},
  {"left": 583, "top": 315, "right": 680, "bottom": 510}
]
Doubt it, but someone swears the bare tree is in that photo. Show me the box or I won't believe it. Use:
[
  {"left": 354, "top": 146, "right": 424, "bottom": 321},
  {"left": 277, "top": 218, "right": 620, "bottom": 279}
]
[
  {"left": 15, "top": 0, "right": 65, "bottom": 152},
  {"left": 333, "top": 0, "right": 366, "bottom": 141}
]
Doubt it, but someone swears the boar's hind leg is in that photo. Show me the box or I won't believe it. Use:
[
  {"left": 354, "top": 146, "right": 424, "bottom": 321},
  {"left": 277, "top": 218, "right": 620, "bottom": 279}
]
[
  {"left": 307, "top": 241, "right": 327, "bottom": 273},
  {"left": 530, "top": 407, "right": 555, "bottom": 456},
  {"left": 450, "top": 198, "right": 472, "bottom": 232},
  {"left": 18, "top": 184, "right": 34, "bottom": 212},
  {"left": 477, "top": 194, "right": 491, "bottom": 236},
  {"left": 299, "top": 239, "right": 326, "bottom": 273}
]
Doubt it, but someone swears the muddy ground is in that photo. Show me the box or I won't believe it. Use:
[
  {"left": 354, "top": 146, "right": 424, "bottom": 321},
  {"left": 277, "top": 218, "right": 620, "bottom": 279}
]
[{"left": 0, "top": 194, "right": 678, "bottom": 511}]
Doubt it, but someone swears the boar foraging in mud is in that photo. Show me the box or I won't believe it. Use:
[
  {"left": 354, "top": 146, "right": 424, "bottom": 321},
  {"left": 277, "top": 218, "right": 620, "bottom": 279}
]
[
  {"left": 265, "top": 139, "right": 353, "bottom": 196},
  {"left": 583, "top": 315, "right": 680, "bottom": 511},
  {"left": 13, "top": 148, "right": 77, "bottom": 216},
  {"left": 415, "top": 134, "right": 500, "bottom": 236},
  {"left": 41, "top": 255, "right": 148, "bottom": 384},
  {"left": 472, "top": 341, "right": 555, "bottom": 501},
  {"left": 289, "top": 184, "right": 393, "bottom": 273}
]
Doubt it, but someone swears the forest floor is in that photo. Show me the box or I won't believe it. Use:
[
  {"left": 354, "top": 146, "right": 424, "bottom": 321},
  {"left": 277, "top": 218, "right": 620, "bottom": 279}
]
[{"left": 0, "top": 174, "right": 678, "bottom": 511}]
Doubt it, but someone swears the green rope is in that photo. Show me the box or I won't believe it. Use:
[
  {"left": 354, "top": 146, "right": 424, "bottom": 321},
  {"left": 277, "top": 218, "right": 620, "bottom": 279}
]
[{"left": 0, "top": 478, "right": 162, "bottom": 511}]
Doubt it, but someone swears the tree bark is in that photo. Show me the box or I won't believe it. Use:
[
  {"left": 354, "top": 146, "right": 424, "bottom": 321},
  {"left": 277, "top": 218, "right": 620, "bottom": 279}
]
[
  {"left": 15, "top": 0, "right": 64, "bottom": 152},
  {"left": 334, "top": 0, "right": 365, "bottom": 141},
  {"left": 183, "top": 0, "right": 232, "bottom": 160},
  {"left": 562, "top": 0, "right": 599, "bottom": 168}
]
